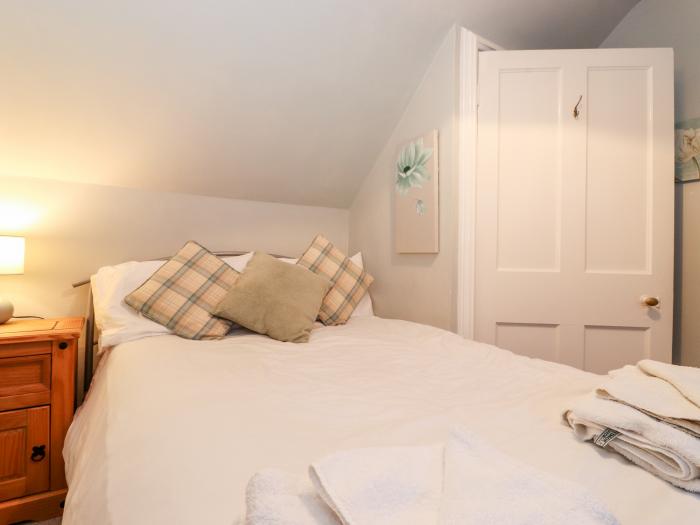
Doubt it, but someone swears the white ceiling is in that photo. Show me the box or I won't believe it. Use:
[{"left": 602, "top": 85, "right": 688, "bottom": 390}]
[{"left": 0, "top": 0, "right": 639, "bottom": 208}]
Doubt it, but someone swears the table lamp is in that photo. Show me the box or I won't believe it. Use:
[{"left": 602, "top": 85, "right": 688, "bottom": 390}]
[{"left": 0, "top": 236, "right": 25, "bottom": 324}]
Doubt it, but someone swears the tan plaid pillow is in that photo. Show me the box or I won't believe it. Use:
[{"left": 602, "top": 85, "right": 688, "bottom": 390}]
[
  {"left": 125, "top": 241, "right": 239, "bottom": 339},
  {"left": 297, "top": 235, "right": 374, "bottom": 325}
]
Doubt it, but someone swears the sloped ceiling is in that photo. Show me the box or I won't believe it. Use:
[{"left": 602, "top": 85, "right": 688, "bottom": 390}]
[{"left": 0, "top": 0, "right": 639, "bottom": 208}]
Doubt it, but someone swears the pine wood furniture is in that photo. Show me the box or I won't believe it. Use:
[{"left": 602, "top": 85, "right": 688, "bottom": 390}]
[{"left": 0, "top": 317, "right": 83, "bottom": 524}]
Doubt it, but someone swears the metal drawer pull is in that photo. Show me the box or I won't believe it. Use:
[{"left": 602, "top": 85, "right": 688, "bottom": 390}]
[{"left": 31, "top": 444, "right": 46, "bottom": 462}]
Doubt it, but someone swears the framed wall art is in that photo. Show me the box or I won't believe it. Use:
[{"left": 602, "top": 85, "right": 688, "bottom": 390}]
[{"left": 394, "top": 129, "right": 439, "bottom": 253}]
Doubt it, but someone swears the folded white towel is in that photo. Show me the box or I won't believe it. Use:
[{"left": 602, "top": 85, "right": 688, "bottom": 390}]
[
  {"left": 245, "top": 468, "right": 339, "bottom": 525},
  {"left": 596, "top": 365, "right": 700, "bottom": 437},
  {"left": 638, "top": 359, "right": 700, "bottom": 408},
  {"left": 565, "top": 394, "right": 700, "bottom": 492},
  {"left": 309, "top": 443, "right": 444, "bottom": 524},
  {"left": 437, "top": 430, "right": 617, "bottom": 525},
  {"left": 245, "top": 429, "right": 618, "bottom": 525}
]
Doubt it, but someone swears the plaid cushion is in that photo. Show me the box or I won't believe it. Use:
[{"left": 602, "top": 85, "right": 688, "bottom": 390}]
[
  {"left": 297, "top": 235, "right": 374, "bottom": 325},
  {"left": 125, "top": 241, "right": 239, "bottom": 339}
]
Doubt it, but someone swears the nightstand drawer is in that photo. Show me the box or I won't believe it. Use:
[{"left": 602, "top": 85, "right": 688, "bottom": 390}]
[
  {"left": 0, "top": 355, "right": 51, "bottom": 411},
  {"left": 0, "top": 341, "right": 52, "bottom": 359},
  {"left": 0, "top": 407, "right": 50, "bottom": 502}
]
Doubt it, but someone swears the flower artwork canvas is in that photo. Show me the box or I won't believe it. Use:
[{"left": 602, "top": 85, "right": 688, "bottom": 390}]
[
  {"left": 676, "top": 118, "right": 700, "bottom": 182},
  {"left": 394, "top": 130, "right": 439, "bottom": 253}
]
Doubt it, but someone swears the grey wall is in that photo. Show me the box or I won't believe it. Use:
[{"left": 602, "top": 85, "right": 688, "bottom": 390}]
[
  {"left": 349, "top": 28, "right": 459, "bottom": 331},
  {"left": 602, "top": 0, "right": 700, "bottom": 367}
]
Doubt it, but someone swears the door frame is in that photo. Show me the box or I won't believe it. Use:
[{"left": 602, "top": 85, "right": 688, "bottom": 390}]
[{"left": 456, "top": 28, "right": 502, "bottom": 338}]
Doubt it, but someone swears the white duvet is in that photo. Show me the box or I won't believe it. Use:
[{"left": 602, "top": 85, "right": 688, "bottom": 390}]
[{"left": 63, "top": 317, "right": 700, "bottom": 524}]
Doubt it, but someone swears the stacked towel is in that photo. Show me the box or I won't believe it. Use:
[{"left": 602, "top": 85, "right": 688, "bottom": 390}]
[
  {"left": 597, "top": 364, "right": 700, "bottom": 437},
  {"left": 565, "top": 360, "right": 700, "bottom": 492},
  {"left": 245, "top": 429, "right": 618, "bottom": 525}
]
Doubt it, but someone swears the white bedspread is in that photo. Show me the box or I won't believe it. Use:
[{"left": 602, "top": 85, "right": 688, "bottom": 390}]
[{"left": 63, "top": 317, "right": 700, "bottom": 524}]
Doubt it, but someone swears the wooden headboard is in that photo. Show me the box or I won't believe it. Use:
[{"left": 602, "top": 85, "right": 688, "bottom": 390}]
[{"left": 71, "top": 251, "right": 290, "bottom": 394}]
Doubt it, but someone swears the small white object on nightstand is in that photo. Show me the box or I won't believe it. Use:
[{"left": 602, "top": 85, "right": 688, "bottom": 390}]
[{"left": 0, "top": 298, "right": 13, "bottom": 324}]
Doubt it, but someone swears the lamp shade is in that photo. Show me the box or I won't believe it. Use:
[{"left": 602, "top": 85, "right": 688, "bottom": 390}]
[{"left": 0, "top": 236, "right": 25, "bottom": 275}]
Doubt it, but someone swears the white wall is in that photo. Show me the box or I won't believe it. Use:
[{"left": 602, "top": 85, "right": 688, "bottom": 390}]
[
  {"left": 0, "top": 176, "right": 348, "bottom": 322},
  {"left": 602, "top": 0, "right": 700, "bottom": 367},
  {"left": 0, "top": 1, "right": 636, "bottom": 209},
  {"left": 349, "top": 28, "right": 459, "bottom": 331}
]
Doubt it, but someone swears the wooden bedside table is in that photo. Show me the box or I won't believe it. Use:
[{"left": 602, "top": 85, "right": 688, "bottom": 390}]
[{"left": 0, "top": 317, "right": 83, "bottom": 524}]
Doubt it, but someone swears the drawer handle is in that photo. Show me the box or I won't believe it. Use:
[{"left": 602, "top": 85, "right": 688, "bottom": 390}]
[
  {"left": 58, "top": 341, "right": 68, "bottom": 350},
  {"left": 31, "top": 445, "right": 46, "bottom": 462}
]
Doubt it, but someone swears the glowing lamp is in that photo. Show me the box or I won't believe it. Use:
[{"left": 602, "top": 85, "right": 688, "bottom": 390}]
[{"left": 0, "top": 236, "right": 25, "bottom": 324}]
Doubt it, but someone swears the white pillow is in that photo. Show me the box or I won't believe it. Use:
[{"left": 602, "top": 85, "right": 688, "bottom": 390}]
[
  {"left": 226, "top": 252, "right": 253, "bottom": 272},
  {"left": 91, "top": 253, "right": 253, "bottom": 350},
  {"left": 92, "top": 260, "right": 170, "bottom": 350}
]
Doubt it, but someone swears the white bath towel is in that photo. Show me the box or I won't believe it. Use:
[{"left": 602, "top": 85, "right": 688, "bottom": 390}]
[
  {"left": 309, "top": 443, "right": 444, "bottom": 524},
  {"left": 245, "top": 429, "right": 618, "bottom": 525},
  {"left": 596, "top": 365, "right": 700, "bottom": 437},
  {"left": 436, "top": 430, "right": 617, "bottom": 525},
  {"left": 245, "top": 468, "right": 339, "bottom": 525},
  {"left": 638, "top": 359, "right": 700, "bottom": 408},
  {"left": 565, "top": 394, "right": 700, "bottom": 492}
]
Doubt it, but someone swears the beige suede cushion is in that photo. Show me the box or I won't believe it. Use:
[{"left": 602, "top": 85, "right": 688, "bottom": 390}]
[{"left": 213, "top": 252, "right": 330, "bottom": 343}]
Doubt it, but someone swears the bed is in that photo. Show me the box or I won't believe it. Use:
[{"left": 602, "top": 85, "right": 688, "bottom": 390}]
[{"left": 62, "top": 314, "right": 700, "bottom": 524}]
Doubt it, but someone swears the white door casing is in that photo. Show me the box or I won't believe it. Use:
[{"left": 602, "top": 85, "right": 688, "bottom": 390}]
[
  {"left": 456, "top": 29, "right": 501, "bottom": 339},
  {"left": 474, "top": 48, "right": 674, "bottom": 372}
]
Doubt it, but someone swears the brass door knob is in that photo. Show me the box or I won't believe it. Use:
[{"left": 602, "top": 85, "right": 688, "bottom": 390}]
[{"left": 642, "top": 296, "right": 660, "bottom": 307}]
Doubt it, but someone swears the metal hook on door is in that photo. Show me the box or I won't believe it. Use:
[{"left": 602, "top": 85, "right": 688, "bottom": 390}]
[{"left": 573, "top": 95, "right": 583, "bottom": 119}]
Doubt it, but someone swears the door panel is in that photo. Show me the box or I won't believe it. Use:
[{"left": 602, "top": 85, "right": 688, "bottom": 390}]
[
  {"left": 586, "top": 67, "right": 651, "bottom": 273},
  {"left": 497, "top": 68, "right": 562, "bottom": 271},
  {"left": 584, "top": 326, "right": 651, "bottom": 374},
  {"left": 496, "top": 323, "right": 560, "bottom": 362},
  {"left": 0, "top": 407, "right": 50, "bottom": 502},
  {"left": 475, "top": 48, "right": 674, "bottom": 372}
]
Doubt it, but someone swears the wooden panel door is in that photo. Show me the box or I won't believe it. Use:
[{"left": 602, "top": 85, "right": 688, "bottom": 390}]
[
  {"left": 0, "top": 407, "right": 50, "bottom": 502},
  {"left": 475, "top": 48, "right": 674, "bottom": 372}
]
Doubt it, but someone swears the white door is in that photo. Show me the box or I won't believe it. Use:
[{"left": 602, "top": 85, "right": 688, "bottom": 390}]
[{"left": 474, "top": 48, "right": 674, "bottom": 373}]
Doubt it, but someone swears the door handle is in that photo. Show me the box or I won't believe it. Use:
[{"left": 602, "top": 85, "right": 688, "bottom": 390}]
[{"left": 641, "top": 296, "right": 660, "bottom": 307}]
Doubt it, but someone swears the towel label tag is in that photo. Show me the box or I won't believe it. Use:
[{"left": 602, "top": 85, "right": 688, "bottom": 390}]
[{"left": 594, "top": 428, "right": 620, "bottom": 448}]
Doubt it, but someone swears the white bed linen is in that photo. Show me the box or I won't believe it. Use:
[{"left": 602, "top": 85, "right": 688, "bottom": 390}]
[{"left": 63, "top": 318, "right": 700, "bottom": 524}]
